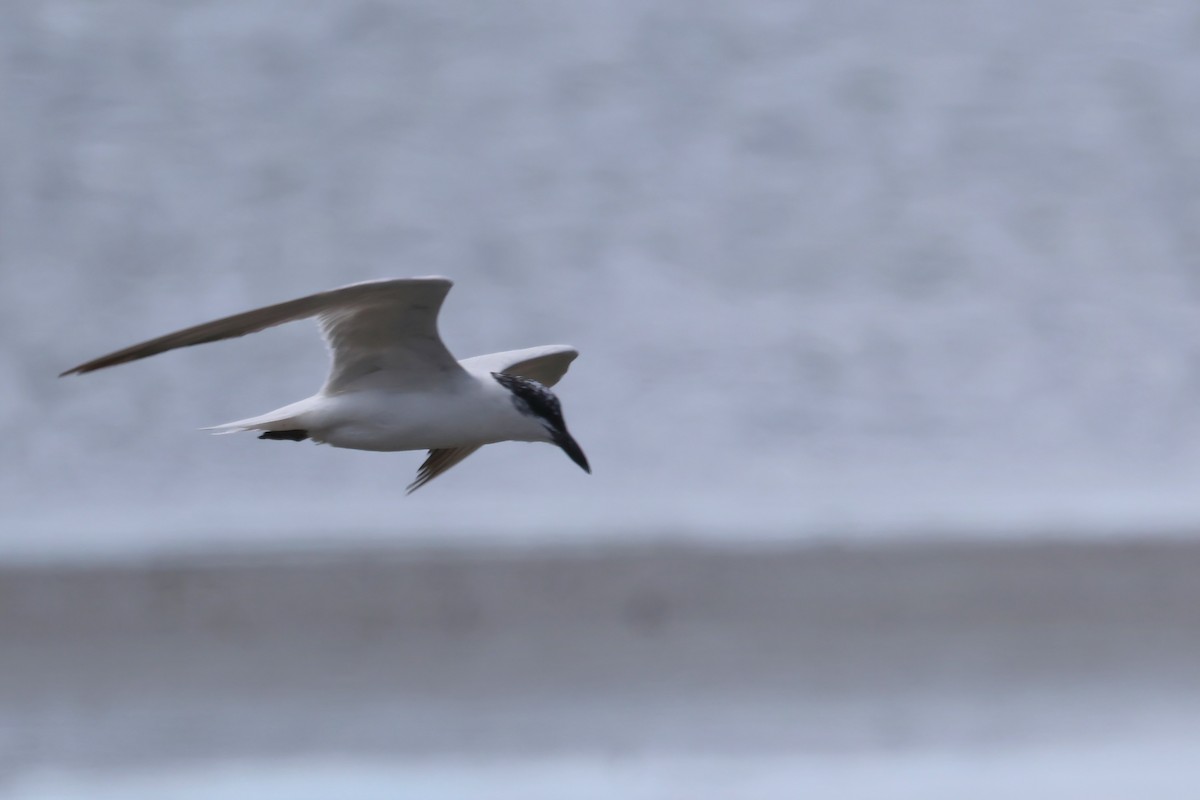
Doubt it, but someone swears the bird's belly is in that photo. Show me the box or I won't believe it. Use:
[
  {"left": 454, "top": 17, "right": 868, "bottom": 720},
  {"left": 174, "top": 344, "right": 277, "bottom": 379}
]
[
  {"left": 308, "top": 391, "right": 522, "bottom": 452},
  {"left": 319, "top": 423, "right": 484, "bottom": 452}
]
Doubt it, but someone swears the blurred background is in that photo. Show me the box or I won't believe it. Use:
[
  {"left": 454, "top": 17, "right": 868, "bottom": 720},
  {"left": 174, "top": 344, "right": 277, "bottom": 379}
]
[{"left": 4, "top": 0, "right": 1200, "bottom": 796}]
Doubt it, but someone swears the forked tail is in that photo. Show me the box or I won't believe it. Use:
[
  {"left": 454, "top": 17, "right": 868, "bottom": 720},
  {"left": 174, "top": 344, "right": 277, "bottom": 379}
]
[{"left": 203, "top": 397, "right": 317, "bottom": 436}]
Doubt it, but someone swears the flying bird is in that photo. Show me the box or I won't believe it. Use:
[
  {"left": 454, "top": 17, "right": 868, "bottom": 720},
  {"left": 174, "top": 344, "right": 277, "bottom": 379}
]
[{"left": 60, "top": 277, "right": 589, "bottom": 493}]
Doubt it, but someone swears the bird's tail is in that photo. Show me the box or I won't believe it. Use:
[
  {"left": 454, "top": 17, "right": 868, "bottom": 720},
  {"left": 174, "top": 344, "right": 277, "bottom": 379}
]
[{"left": 202, "top": 398, "right": 317, "bottom": 435}]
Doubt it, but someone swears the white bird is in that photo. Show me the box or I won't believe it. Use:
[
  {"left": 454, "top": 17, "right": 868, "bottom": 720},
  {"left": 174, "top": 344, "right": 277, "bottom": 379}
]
[{"left": 60, "top": 277, "right": 590, "bottom": 493}]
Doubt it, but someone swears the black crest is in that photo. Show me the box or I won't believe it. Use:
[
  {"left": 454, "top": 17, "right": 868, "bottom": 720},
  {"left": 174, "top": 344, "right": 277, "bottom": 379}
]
[{"left": 492, "top": 372, "right": 566, "bottom": 431}]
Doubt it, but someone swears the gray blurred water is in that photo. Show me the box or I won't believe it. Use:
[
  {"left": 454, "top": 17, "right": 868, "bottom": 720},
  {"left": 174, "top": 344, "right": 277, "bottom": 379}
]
[
  {"left": 4, "top": 1, "right": 1200, "bottom": 556},
  {"left": 5, "top": 539, "right": 1200, "bottom": 794}
]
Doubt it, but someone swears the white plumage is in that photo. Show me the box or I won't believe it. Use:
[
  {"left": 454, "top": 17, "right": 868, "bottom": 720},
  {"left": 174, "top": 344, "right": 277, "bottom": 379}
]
[{"left": 61, "top": 277, "right": 589, "bottom": 493}]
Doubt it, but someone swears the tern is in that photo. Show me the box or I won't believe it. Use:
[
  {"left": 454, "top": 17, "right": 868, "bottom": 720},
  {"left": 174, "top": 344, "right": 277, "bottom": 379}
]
[{"left": 60, "top": 277, "right": 590, "bottom": 493}]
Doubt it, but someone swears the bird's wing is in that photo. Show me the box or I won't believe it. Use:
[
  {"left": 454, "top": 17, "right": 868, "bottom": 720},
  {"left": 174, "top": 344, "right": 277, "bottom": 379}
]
[
  {"left": 456, "top": 345, "right": 579, "bottom": 387},
  {"left": 407, "top": 346, "right": 581, "bottom": 493},
  {"left": 60, "top": 277, "right": 465, "bottom": 391},
  {"left": 406, "top": 445, "right": 481, "bottom": 495},
  {"left": 315, "top": 278, "right": 462, "bottom": 392}
]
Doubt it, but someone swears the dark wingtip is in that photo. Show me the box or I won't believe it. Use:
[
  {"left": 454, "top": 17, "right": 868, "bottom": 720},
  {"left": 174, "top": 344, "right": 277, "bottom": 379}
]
[
  {"left": 60, "top": 355, "right": 126, "bottom": 377},
  {"left": 60, "top": 360, "right": 103, "bottom": 377}
]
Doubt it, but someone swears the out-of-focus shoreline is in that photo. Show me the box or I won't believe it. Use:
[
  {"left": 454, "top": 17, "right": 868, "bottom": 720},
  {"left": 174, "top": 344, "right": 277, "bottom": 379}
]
[{"left": 5, "top": 536, "right": 1200, "bottom": 773}]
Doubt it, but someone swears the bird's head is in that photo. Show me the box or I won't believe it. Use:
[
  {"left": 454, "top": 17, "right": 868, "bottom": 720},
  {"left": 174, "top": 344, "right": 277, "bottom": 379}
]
[{"left": 492, "top": 372, "right": 590, "bottom": 474}]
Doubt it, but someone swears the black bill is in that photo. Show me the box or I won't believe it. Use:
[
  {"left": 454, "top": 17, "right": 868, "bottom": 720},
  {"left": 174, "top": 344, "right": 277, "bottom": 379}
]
[{"left": 554, "top": 429, "right": 591, "bottom": 473}]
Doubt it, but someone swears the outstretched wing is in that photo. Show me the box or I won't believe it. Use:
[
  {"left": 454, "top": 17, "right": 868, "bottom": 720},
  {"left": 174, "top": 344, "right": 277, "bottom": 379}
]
[
  {"left": 406, "top": 445, "right": 481, "bottom": 495},
  {"left": 406, "top": 345, "right": 581, "bottom": 493},
  {"left": 456, "top": 345, "right": 578, "bottom": 387},
  {"left": 315, "top": 279, "right": 462, "bottom": 392},
  {"left": 60, "top": 278, "right": 464, "bottom": 391}
]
